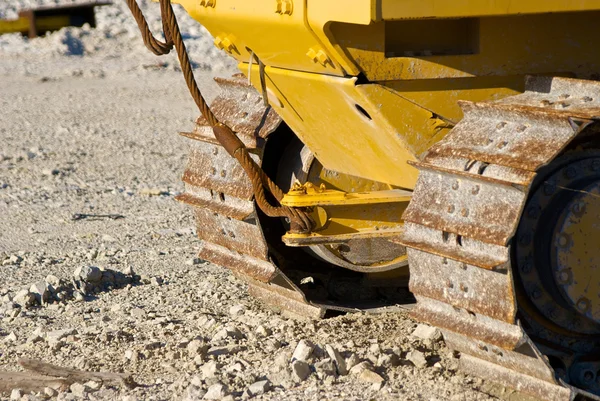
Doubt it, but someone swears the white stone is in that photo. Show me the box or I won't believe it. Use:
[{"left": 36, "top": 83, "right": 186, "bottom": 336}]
[
  {"left": 14, "top": 289, "right": 35, "bottom": 307},
  {"left": 201, "top": 360, "right": 219, "bottom": 379},
  {"left": 4, "top": 331, "right": 17, "bottom": 342},
  {"left": 314, "top": 358, "right": 337, "bottom": 379},
  {"left": 359, "top": 369, "right": 384, "bottom": 384},
  {"left": 406, "top": 350, "right": 428, "bottom": 368},
  {"left": 10, "top": 388, "right": 22, "bottom": 400},
  {"left": 47, "top": 328, "right": 76, "bottom": 346},
  {"left": 187, "top": 339, "right": 208, "bottom": 357},
  {"left": 325, "top": 344, "right": 347, "bottom": 375},
  {"left": 74, "top": 265, "right": 102, "bottom": 282},
  {"left": 345, "top": 352, "right": 360, "bottom": 371},
  {"left": 246, "top": 380, "right": 270, "bottom": 396},
  {"left": 291, "top": 339, "right": 314, "bottom": 362},
  {"left": 349, "top": 361, "right": 373, "bottom": 376},
  {"left": 70, "top": 382, "right": 89, "bottom": 397},
  {"left": 85, "top": 380, "right": 102, "bottom": 391},
  {"left": 43, "top": 387, "right": 57, "bottom": 397},
  {"left": 204, "top": 383, "right": 228, "bottom": 400},
  {"left": 228, "top": 304, "right": 245, "bottom": 316},
  {"left": 412, "top": 324, "right": 442, "bottom": 342},
  {"left": 255, "top": 325, "right": 271, "bottom": 337},
  {"left": 190, "top": 375, "right": 203, "bottom": 387}
]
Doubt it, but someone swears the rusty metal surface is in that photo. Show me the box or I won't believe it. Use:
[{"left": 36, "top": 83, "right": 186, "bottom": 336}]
[
  {"left": 408, "top": 248, "right": 517, "bottom": 322},
  {"left": 402, "top": 162, "right": 528, "bottom": 246},
  {"left": 193, "top": 208, "right": 269, "bottom": 260},
  {"left": 403, "top": 76, "right": 600, "bottom": 396},
  {"left": 444, "top": 330, "right": 558, "bottom": 384},
  {"left": 182, "top": 139, "right": 258, "bottom": 200},
  {"left": 176, "top": 185, "right": 254, "bottom": 220},
  {"left": 245, "top": 275, "right": 326, "bottom": 319},
  {"left": 425, "top": 101, "right": 590, "bottom": 172},
  {"left": 413, "top": 296, "right": 523, "bottom": 349},
  {"left": 195, "top": 75, "right": 282, "bottom": 141},
  {"left": 399, "top": 222, "right": 508, "bottom": 270},
  {"left": 199, "top": 241, "right": 276, "bottom": 283},
  {"left": 498, "top": 76, "right": 600, "bottom": 119},
  {"left": 458, "top": 354, "right": 572, "bottom": 401}
]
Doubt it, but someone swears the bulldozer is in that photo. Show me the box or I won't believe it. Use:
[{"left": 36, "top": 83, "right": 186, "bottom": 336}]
[{"left": 125, "top": 1, "right": 600, "bottom": 399}]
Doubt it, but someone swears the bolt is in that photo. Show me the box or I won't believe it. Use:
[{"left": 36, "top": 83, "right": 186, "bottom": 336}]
[
  {"left": 447, "top": 205, "right": 455, "bottom": 214},
  {"left": 557, "top": 101, "right": 570, "bottom": 109},
  {"left": 442, "top": 257, "right": 448, "bottom": 265},
  {"left": 214, "top": 35, "right": 236, "bottom": 53},
  {"left": 557, "top": 270, "right": 570, "bottom": 284},
  {"left": 572, "top": 202, "right": 585, "bottom": 216},
  {"left": 211, "top": 167, "right": 217, "bottom": 175},
  {"left": 461, "top": 208, "right": 469, "bottom": 217},
  {"left": 577, "top": 297, "right": 590, "bottom": 312},
  {"left": 452, "top": 181, "right": 460, "bottom": 190},
  {"left": 521, "top": 259, "right": 532, "bottom": 274},
  {"left": 460, "top": 284, "right": 468, "bottom": 292},
  {"left": 212, "top": 148, "right": 218, "bottom": 155},
  {"left": 497, "top": 141, "right": 508, "bottom": 149},
  {"left": 540, "top": 100, "right": 552, "bottom": 107},
  {"left": 496, "top": 122, "right": 507, "bottom": 130},
  {"left": 516, "top": 125, "right": 528, "bottom": 133},
  {"left": 582, "top": 96, "right": 594, "bottom": 103},
  {"left": 559, "top": 94, "right": 571, "bottom": 100},
  {"left": 461, "top": 263, "right": 468, "bottom": 270},
  {"left": 275, "top": 0, "right": 293, "bottom": 15},
  {"left": 446, "top": 280, "right": 454, "bottom": 289},
  {"left": 306, "top": 47, "right": 331, "bottom": 66},
  {"left": 220, "top": 170, "right": 226, "bottom": 178},
  {"left": 478, "top": 344, "right": 488, "bottom": 352},
  {"left": 471, "top": 185, "right": 480, "bottom": 195},
  {"left": 557, "top": 233, "right": 570, "bottom": 248}
]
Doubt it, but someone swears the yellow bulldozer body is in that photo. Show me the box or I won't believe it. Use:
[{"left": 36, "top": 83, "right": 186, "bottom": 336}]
[
  {"left": 135, "top": 1, "right": 600, "bottom": 399},
  {"left": 175, "top": 0, "right": 600, "bottom": 189}
]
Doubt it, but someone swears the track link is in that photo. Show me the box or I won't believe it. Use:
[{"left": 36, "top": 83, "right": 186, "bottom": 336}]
[
  {"left": 400, "top": 76, "right": 600, "bottom": 400},
  {"left": 176, "top": 75, "right": 326, "bottom": 319}
]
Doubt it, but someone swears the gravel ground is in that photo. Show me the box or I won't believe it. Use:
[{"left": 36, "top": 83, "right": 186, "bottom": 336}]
[{"left": 0, "top": 2, "right": 512, "bottom": 401}]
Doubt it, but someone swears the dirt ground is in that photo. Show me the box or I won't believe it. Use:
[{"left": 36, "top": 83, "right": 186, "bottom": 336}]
[{"left": 0, "top": 2, "right": 516, "bottom": 401}]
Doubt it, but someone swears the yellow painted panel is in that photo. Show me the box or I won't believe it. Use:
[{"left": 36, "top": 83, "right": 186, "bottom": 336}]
[
  {"left": 176, "top": 0, "right": 346, "bottom": 76},
  {"left": 245, "top": 65, "right": 432, "bottom": 189},
  {"left": 378, "top": 0, "right": 600, "bottom": 20},
  {"left": 331, "top": 12, "right": 600, "bottom": 81}
]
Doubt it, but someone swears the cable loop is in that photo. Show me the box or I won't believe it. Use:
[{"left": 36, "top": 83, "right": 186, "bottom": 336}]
[{"left": 126, "top": 0, "right": 313, "bottom": 233}]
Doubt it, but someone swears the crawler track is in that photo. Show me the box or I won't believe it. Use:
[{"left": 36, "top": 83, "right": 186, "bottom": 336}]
[{"left": 400, "top": 76, "right": 600, "bottom": 400}]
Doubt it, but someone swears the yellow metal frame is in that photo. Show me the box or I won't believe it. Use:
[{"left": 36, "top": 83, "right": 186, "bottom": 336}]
[{"left": 175, "top": 0, "right": 600, "bottom": 191}]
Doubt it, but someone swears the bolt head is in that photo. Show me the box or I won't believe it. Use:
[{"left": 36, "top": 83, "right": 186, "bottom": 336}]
[{"left": 557, "top": 271, "right": 570, "bottom": 284}]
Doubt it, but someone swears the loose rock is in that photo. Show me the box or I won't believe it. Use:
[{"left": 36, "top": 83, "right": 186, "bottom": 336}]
[
  {"left": 291, "top": 339, "right": 314, "bottom": 362},
  {"left": 290, "top": 360, "right": 311, "bottom": 382},
  {"left": 246, "top": 380, "right": 271, "bottom": 397},
  {"left": 412, "top": 324, "right": 442, "bottom": 342},
  {"left": 204, "top": 383, "right": 228, "bottom": 400},
  {"left": 406, "top": 350, "right": 428, "bottom": 368}
]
